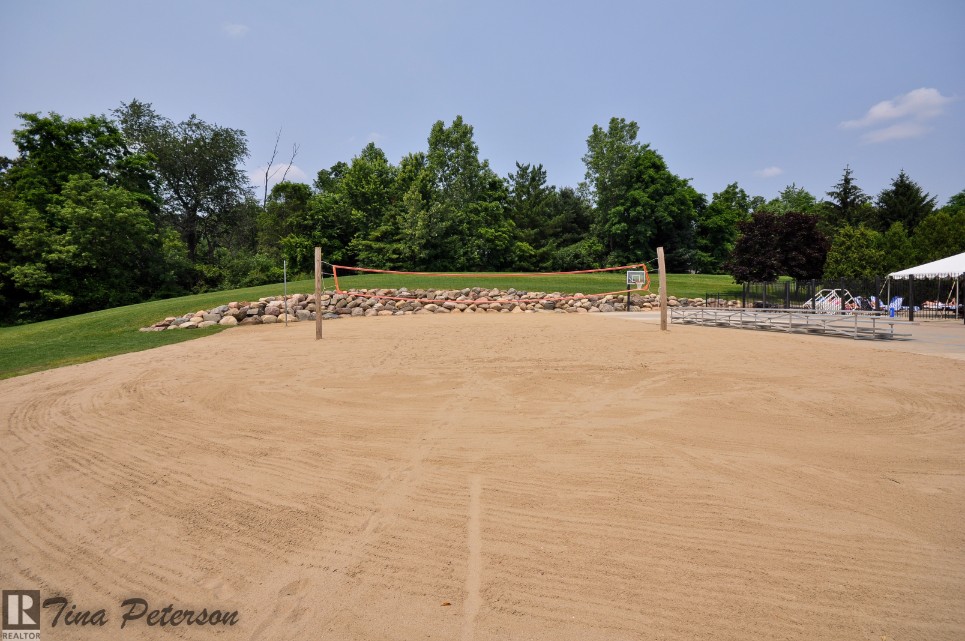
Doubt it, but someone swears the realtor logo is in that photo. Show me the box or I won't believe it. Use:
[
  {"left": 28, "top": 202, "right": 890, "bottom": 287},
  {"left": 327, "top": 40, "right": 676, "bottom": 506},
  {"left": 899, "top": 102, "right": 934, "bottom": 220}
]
[{"left": 2, "top": 590, "right": 41, "bottom": 634}]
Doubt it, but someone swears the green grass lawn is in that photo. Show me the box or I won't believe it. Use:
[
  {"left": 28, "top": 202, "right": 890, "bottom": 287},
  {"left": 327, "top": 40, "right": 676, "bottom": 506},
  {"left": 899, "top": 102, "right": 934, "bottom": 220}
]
[{"left": 0, "top": 273, "right": 741, "bottom": 380}]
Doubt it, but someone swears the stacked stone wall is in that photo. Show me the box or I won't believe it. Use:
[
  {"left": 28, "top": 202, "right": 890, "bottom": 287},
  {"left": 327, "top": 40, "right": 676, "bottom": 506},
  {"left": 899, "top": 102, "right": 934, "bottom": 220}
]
[{"left": 141, "top": 288, "right": 742, "bottom": 331}]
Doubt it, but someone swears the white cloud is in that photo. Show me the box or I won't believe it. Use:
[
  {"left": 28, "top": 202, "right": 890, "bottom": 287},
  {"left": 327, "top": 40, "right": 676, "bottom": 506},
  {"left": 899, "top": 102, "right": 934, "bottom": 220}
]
[
  {"left": 754, "top": 166, "right": 784, "bottom": 178},
  {"left": 249, "top": 163, "right": 309, "bottom": 192},
  {"left": 861, "top": 121, "right": 932, "bottom": 144},
  {"left": 366, "top": 132, "right": 384, "bottom": 144},
  {"left": 223, "top": 23, "right": 250, "bottom": 37},
  {"left": 840, "top": 87, "right": 954, "bottom": 143},
  {"left": 842, "top": 88, "right": 951, "bottom": 128}
]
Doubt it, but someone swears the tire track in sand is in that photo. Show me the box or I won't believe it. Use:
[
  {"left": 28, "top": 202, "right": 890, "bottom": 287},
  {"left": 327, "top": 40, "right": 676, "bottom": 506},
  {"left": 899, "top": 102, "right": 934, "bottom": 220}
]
[
  {"left": 461, "top": 474, "right": 482, "bottom": 641},
  {"left": 247, "top": 360, "right": 474, "bottom": 639}
]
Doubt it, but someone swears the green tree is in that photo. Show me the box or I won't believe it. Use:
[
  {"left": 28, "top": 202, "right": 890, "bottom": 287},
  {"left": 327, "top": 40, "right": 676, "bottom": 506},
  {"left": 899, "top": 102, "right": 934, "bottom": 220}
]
[
  {"left": 872, "top": 170, "right": 936, "bottom": 233},
  {"left": 0, "top": 188, "right": 17, "bottom": 311},
  {"left": 879, "top": 222, "right": 917, "bottom": 274},
  {"left": 945, "top": 189, "right": 965, "bottom": 212},
  {"left": 325, "top": 120, "right": 514, "bottom": 272},
  {"left": 581, "top": 117, "right": 640, "bottom": 227},
  {"left": 581, "top": 117, "right": 700, "bottom": 269},
  {"left": 258, "top": 181, "right": 314, "bottom": 261},
  {"left": 912, "top": 209, "right": 965, "bottom": 263},
  {"left": 302, "top": 143, "right": 401, "bottom": 269},
  {"left": 542, "top": 187, "right": 597, "bottom": 270},
  {"left": 823, "top": 225, "right": 884, "bottom": 278},
  {"left": 422, "top": 116, "right": 513, "bottom": 270},
  {"left": 759, "top": 183, "right": 818, "bottom": 214},
  {"left": 4, "top": 175, "right": 166, "bottom": 320},
  {"left": 114, "top": 99, "right": 251, "bottom": 262},
  {"left": 306, "top": 160, "right": 357, "bottom": 267},
  {"left": 0, "top": 111, "right": 171, "bottom": 323},
  {"left": 695, "top": 182, "right": 752, "bottom": 273},
  {"left": 2, "top": 111, "right": 158, "bottom": 214},
  {"left": 200, "top": 195, "right": 266, "bottom": 288},
  {"left": 341, "top": 143, "right": 399, "bottom": 261},
  {"left": 373, "top": 152, "right": 432, "bottom": 269},
  {"left": 54, "top": 175, "right": 168, "bottom": 307}
]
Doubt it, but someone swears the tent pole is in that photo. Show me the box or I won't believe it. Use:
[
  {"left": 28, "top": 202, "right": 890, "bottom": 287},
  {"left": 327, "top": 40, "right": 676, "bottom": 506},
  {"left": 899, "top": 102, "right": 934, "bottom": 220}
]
[{"left": 909, "top": 275, "right": 915, "bottom": 322}]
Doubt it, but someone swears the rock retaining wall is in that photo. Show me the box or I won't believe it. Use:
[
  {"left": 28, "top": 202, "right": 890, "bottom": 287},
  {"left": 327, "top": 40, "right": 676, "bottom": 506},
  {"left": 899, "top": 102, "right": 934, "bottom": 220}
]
[{"left": 141, "top": 288, "right": 742, "bottom": 331}]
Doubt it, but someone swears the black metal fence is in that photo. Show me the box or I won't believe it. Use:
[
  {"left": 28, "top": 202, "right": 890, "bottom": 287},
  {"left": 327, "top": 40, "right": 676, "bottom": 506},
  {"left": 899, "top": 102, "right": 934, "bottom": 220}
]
[{"left": 708, "top": 276, "right": 964, "bottom": 321}]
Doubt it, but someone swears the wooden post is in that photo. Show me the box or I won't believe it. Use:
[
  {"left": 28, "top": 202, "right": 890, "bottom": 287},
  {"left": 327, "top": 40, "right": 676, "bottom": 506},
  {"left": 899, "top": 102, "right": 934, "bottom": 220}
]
[
  {"left": 657, "top": 247, "right": 668, "bottom": 331},
  {"left": 315, "top": 247, "right": 323, "bottom": 340}
]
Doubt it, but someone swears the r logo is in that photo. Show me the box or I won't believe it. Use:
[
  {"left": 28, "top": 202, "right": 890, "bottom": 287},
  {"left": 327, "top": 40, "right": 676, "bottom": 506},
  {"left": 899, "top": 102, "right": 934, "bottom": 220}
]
[{"left": 2, "top": 590, "right": 41, "bottom": 631}]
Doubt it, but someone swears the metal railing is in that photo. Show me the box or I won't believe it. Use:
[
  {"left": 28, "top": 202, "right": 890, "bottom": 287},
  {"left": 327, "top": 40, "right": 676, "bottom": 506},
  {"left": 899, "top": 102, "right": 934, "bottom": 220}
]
[
  {"left": 705, "top": 277, "right": 964, "bottom": 322},
  {"left": 671, "top": 307, "right": 915, "bottom": 340}
]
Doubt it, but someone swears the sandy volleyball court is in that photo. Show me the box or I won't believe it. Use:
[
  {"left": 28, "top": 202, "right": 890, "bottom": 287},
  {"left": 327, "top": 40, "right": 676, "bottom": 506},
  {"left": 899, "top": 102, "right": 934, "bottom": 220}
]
[{"left": 1, "top": 314, "right": 963, "bottom": 640}]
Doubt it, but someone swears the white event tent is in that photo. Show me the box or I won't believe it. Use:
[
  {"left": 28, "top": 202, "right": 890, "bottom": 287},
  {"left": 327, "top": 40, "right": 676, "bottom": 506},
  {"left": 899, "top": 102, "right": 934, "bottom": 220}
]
[
  {"left": 888, "top": 252, "right": 965, "bottom": 323},
  {"left": 888, "top": 251, "right": 965, "bottom": 279}
]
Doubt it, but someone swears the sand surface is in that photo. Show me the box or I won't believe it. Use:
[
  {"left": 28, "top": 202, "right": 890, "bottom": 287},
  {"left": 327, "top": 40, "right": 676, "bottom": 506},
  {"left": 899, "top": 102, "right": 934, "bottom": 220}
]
[{"left": 1, "top": 314, "right": 963, "bottom": 640}]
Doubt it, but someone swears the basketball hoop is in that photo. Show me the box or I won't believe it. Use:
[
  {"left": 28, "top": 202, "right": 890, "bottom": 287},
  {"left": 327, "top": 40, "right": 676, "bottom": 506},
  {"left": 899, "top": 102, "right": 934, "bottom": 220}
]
[{"left": 626, "top": 270, "right": 647, "bottom": 290}]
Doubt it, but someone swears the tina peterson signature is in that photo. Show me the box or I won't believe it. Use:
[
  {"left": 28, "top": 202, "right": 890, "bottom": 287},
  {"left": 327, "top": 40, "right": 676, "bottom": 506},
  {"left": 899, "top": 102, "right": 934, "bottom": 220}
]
[{"left": 42, "top": 597, "right": 239, "bottom": 629}]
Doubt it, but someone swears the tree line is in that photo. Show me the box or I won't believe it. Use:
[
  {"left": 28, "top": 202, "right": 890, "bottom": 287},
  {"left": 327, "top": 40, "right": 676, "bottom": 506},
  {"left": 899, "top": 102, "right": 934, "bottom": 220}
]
[{"left": 1, "top": 104, "right": 962, "bottom": 324}]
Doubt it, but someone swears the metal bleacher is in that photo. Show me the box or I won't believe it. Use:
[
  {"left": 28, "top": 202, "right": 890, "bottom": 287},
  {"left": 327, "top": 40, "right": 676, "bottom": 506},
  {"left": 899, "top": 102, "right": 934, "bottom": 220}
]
[{"left": 670, "top": 307, "right": 914, "bottom": 340}]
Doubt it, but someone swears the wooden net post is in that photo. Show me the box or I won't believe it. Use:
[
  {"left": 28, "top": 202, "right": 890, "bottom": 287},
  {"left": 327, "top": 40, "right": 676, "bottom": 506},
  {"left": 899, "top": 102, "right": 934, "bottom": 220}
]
[
  {"left": 657, "top": 247, "right": 668, "bottom": 331},
  {"left": 315, "top": 247, "right": 323, "bottom": 340}
]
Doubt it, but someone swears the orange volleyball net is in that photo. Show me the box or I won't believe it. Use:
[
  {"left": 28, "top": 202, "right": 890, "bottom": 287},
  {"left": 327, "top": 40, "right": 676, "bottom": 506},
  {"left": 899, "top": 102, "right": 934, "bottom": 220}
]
[{"left": 322, "top": 262, "right": 651, "bottom": 305}]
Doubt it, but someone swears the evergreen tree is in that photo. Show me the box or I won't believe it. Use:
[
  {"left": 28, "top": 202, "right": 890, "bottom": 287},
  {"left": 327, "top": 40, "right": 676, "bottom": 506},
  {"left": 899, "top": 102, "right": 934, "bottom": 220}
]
[
  {"left": 506, "top": 162, "right": 554, "bottom": 251},
  {"left": 825, "top": 165, "right": 870, "bottom": 229},
  {"left": 873, "top": 170, "right": 936, "bottom": 233}
]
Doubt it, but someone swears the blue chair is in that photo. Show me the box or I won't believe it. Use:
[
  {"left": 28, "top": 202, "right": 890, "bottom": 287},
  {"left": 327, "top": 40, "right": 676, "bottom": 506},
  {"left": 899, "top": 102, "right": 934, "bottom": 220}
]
[{"left": 888, "top": 296, "right": 903, "bottom": 317}]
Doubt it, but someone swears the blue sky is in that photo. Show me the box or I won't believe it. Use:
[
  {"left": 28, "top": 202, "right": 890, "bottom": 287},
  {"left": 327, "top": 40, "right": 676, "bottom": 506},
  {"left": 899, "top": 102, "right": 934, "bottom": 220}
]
[{"left": 2, "top": 0, "right": 963, "bottom": 204}]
